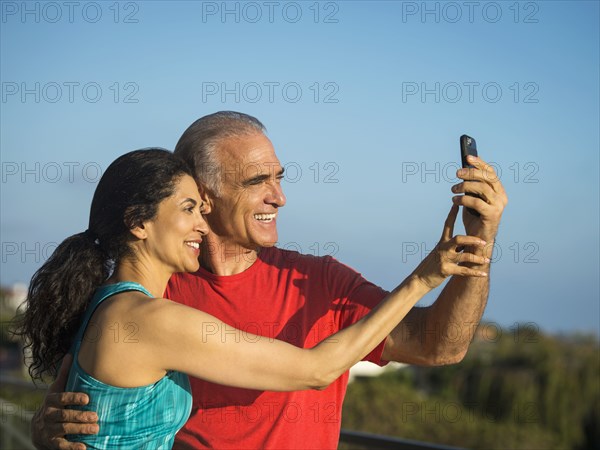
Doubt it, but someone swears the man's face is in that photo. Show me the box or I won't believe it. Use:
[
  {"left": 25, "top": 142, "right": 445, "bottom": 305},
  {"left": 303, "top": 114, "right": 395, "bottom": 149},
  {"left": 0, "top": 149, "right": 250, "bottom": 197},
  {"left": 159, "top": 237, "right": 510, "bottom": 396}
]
[{"left": 205, "top": 132, "right": 286, "bottom": 252}]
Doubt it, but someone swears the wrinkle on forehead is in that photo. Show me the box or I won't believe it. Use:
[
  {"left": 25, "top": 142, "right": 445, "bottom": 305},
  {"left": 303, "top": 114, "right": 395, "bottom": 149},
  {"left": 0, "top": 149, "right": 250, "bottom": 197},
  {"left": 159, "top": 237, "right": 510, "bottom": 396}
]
[{"left": 216, "top": 133, "right": 282, "bottom": 186}]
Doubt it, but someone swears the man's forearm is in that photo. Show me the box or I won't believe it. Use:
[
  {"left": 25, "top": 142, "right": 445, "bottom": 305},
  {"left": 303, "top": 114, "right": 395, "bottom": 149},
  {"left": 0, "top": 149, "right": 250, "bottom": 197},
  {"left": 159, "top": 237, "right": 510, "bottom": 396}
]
[
  {"left": 428, "top": 249, "right": 491, "bottom": 362},
  {"left": 383, "top": 239, "right": 493, "bottom": 366},
  {"left": 435, "top": 231, "right": 494, "bottom": 354}
]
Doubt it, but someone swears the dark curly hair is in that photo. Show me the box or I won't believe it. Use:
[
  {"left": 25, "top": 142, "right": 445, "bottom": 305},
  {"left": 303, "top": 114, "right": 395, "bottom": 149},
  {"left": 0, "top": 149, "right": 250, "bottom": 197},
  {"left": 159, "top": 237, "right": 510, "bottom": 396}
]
[{"left": 13, "top": 148, "right": 193, "bottom": 382}]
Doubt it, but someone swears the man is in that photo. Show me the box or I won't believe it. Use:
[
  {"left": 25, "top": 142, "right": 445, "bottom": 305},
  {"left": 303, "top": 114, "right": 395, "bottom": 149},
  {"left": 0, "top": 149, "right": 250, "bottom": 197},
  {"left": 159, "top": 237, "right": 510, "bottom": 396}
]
[{"left": 32, "top": 111, "right": 507, "bottom": 449}]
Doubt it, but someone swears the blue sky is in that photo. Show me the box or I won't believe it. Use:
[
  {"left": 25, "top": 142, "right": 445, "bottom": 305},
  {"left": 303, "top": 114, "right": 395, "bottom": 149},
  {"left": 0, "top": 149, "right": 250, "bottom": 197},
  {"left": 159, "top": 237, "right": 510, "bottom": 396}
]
[{"left": 1, "top": 1, "right": 598, "bottom": 335}]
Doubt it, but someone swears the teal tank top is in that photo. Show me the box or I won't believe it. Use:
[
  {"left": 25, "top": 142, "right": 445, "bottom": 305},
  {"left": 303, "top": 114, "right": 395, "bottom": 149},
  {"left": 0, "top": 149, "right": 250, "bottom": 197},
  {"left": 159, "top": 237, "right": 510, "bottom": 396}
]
[{"left": 65, "top": 281, "right": 192, "bottom": 449}]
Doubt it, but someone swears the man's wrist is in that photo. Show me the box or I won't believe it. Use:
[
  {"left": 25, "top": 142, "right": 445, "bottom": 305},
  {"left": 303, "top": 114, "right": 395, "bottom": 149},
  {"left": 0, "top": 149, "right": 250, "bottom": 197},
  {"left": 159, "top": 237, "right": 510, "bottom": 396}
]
[{"left": 461, "top": 238, "right": 494, "bottom": 269}]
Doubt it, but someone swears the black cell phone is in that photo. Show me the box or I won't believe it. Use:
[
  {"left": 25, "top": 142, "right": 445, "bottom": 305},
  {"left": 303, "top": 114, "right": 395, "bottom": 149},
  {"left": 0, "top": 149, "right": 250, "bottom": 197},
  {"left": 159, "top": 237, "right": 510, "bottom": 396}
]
[{"left": 459, "top": 134, "right": 480, "bottom": 216}]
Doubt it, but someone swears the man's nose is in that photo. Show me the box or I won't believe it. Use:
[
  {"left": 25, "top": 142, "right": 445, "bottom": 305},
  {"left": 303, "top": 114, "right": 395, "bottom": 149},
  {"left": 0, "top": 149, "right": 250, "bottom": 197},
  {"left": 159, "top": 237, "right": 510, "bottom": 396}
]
[
  {"left": 266, "top": 182, "right": 286, "bottom": 207},
  {"left": 196, "top": 213, "right": 210, "bottom": 236}
]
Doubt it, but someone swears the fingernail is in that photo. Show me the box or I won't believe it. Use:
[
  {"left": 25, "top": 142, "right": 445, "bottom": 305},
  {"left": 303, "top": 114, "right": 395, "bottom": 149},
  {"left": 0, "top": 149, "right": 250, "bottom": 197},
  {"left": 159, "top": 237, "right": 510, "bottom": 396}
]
[
  {"left": 452, "top": 196, "right": 460, "bottom": 202},
  {"left": 480, "top": 271, "right": 488, "bottom": 276},
  {"left": 457, "top": 169, "right": 466, "bottom": 176},
  {"left": 468, "top": 155, "right": 477, "bottom": 161},
  {"left": 451, "top": 185, "right": 458, "bottom": 192},
  {"left": 484, "top": 257, "right": 491, "bottom": 263},
  {"left": 480, "top": 240, "right": 487, "bottom": 245}
]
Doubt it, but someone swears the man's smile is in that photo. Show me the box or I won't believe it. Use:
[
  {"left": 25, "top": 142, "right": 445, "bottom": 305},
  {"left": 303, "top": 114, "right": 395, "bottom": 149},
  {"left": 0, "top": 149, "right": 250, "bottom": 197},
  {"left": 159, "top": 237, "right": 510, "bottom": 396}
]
[{"left": 254, "top": 213, "right": 277, "bottom": 223}]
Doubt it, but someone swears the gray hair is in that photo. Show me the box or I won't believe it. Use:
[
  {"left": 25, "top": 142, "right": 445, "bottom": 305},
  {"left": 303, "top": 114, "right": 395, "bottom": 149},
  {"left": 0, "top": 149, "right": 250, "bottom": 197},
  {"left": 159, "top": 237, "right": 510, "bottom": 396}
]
[{"left": 174, "top": 111, "right": 266, "bottom": 196}]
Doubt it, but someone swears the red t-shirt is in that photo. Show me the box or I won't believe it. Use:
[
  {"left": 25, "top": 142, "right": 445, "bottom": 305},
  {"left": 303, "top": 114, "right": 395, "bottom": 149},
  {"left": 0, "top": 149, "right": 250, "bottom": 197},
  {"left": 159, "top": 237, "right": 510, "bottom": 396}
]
[{"left": 165, "top": 247, "right": 388, "bottom": 450}]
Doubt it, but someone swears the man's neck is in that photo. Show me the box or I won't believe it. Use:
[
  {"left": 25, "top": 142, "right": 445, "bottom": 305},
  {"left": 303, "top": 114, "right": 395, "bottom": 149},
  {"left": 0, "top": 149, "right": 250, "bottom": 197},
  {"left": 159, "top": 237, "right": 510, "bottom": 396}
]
[{"left": 200, "top": 237, "right": 259, "bottom": 276}]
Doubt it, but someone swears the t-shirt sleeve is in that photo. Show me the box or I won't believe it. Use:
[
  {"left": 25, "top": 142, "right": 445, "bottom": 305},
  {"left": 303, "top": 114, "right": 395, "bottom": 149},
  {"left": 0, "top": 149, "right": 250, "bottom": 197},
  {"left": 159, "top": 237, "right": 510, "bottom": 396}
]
[
  {"left": 322, "top": 256, "right": 390, "bottom": 366},
  {"left": 163, "top": 273, "right": 193, "bottom": 306},
  {"left": 164, "top": 274, "right": 179, "bottom": 301}
]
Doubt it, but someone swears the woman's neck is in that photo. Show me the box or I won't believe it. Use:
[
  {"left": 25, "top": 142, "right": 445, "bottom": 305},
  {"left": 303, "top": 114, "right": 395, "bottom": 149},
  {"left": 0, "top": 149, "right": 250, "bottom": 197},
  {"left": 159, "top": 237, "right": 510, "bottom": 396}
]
[{"left": 106, "top": 259, "right": 172, "bottom": 298}]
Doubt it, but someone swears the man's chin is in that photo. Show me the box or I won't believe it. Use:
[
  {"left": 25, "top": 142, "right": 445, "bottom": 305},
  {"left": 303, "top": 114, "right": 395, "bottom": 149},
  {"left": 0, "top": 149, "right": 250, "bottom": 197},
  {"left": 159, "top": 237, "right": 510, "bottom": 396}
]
[
  {"left": 248, "top": 225, "right": 278, "bottom": 248},
  {"left": 255, "top": 233, "right": 279, "bottom": 248}
]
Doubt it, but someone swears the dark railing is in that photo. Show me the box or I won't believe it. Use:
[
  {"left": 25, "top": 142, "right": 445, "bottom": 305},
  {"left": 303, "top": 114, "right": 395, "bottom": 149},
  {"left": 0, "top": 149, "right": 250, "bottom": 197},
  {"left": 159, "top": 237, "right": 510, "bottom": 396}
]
[
  {"left": 339, "top": 429, "right": 464, "bottom": 450},
  {"left": 1, "top": 375, "right": 463, "bottom": 450}
]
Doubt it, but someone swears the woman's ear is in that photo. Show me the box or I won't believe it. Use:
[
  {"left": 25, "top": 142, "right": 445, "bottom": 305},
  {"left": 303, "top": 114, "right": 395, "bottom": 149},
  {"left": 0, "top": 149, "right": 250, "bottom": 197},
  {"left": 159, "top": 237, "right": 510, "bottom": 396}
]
[
  {"left": 124, "top": 206, "right": 149, "bottom": 240},
  {"left": 129, "top": 223, "right": 148, "bottom": 240}
]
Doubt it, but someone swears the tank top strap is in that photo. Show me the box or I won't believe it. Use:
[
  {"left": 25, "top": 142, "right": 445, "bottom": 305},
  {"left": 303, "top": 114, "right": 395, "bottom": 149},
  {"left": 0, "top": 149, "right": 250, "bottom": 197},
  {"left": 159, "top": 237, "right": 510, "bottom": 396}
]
[{"left": 71, "top": 281, "right": 153, "bottom": 356}]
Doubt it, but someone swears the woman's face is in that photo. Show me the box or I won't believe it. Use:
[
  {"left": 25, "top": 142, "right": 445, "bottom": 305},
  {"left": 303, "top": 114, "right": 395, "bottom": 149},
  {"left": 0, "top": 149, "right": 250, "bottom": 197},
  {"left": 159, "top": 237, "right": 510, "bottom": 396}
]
[{"left": 141, "top": 174, "right": 209, "bottom": 274}]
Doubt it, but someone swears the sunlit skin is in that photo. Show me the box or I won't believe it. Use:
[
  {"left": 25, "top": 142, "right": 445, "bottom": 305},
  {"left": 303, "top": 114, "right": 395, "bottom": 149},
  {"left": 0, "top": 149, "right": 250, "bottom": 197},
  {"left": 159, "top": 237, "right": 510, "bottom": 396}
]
[
  {"left": 452, "top": 158, "right": 506, "bottom": 241},
  {"left": 107, "top": 175, "right": 209, "bottom": 297},
  {"left": 200, "top": 132, "right": 286, "bottom": 275}
]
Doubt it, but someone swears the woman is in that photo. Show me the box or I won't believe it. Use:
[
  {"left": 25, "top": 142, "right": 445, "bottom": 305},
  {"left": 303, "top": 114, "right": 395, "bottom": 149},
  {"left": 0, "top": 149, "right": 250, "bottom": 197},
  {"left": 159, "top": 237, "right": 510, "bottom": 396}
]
[{"left": 17, "top": 149, "right": 487, "bottom": 449}]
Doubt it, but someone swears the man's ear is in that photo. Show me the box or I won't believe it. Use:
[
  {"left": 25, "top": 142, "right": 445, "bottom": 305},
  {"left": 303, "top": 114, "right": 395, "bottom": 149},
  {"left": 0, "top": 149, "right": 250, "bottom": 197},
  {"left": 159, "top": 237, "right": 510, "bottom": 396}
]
[{"left": 197, "top": 182, "right": 214, "bottom": 215}]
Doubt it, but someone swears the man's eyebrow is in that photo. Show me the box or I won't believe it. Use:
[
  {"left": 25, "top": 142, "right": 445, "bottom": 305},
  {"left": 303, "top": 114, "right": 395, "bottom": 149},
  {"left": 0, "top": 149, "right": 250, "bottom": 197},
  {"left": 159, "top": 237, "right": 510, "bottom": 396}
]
[
  {"left": 242, "top": 166, "right": 285, "bottom": 185},
  {"left": 242, "top": 173, "right": 270, "bottom": 186}
]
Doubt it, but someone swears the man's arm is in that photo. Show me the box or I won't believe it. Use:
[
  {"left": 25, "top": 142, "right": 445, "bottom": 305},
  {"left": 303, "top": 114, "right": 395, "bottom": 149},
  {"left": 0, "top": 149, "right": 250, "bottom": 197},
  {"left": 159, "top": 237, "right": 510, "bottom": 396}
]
[
  {"left": 31, "top": 354, "right": 99, "bottom": 450},
  {"left": 383, "top": 155, "right": 507, "bottom": 365}
]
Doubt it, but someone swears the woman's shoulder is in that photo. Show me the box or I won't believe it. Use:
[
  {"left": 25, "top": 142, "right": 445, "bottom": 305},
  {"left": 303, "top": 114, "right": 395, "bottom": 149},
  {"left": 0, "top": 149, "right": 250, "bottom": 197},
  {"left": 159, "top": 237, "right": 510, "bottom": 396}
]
[{"left": 90, "top": 288, "right": 165, "bottom": 322}]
